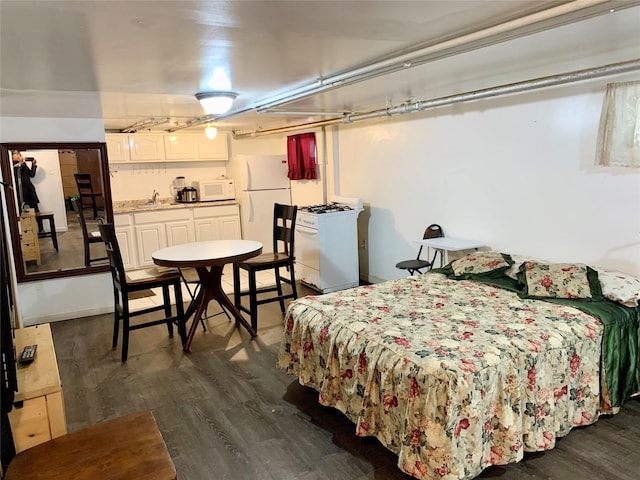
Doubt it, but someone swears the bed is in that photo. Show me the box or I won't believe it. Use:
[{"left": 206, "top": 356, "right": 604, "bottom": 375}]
[{"left": 278, "top": 251, "right": 640, "bottom": 480}]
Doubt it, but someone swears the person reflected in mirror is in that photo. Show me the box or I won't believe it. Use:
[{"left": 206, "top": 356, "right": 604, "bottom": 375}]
[{"left": 12, "top": 151, "right": 43, "bottom": 233}]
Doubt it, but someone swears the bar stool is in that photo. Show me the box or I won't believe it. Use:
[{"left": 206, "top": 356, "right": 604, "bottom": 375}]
[{"left": 35, "top": 211, "right": 58, "bottom": 251}]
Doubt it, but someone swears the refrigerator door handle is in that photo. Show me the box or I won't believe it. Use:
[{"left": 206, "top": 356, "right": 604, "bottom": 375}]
[
  {"left": 248, "top": 193, "right": 254, "bottom": 222},
  {"left": 245, "top": 160, "right": 251, "bottom": 190}
]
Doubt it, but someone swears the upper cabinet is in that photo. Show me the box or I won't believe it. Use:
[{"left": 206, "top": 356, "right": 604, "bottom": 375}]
[
  {"left": 128, "top": 134, "right": 165, "bottom": 162},
  {"left": 196, "top": 135, "right": 228, "bottom": 161},
  {"left": 106, "top": 133, "right": 229, "bottom": 164},
  {"left": 163, "top": 135, "right": 198, "bottom": 160},
  {"left": 105, "top": 135, "right": 130, "bottom": 163}
]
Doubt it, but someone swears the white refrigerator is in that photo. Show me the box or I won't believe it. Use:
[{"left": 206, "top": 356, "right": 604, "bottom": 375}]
[{"left": 235, "top": 154, "right": 291, "bottom": 253}]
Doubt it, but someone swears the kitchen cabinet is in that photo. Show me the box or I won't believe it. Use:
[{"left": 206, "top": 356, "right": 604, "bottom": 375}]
[
  {"left": 136, "top": 223, "right": 167, "bottom": 267},
  {"left": 114, "top": 214, "right": 137, "bottom": 270},
  {"left": 128, "top": 134, "right": 165, "bottom": 162},
  {"left": 196, "top": 134, "right": 228, "bottom": 161},
  {"left": 134, "top": 209, "right": 195, "bottom": 267},
  {"left": 164, "top": 133, "right": 228, "bottom": 161},
  {"left": 8, "top": 324, "right": 66, "bottom": 454},
  {"left": 163, "top": 135, "right": 198, "bottom": 160},
  {"left": 114, "top": 204, "right": 239, "bottom": 270},
  {"left": 105, "top": 134, "right": 131, "bottom": 163},
  {"left": 193, "top": 204, "right": 241, "bottom": 241},
  {"left": 106, "top": 133, "right": 229, "bottom": 163}
]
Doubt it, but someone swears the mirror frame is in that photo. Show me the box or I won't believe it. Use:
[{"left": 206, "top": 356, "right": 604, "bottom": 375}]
[{"left": 0, "top": 142, "right": 113, "bottom": 283}]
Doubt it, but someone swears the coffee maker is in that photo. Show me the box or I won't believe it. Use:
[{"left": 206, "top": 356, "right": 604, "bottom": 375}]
[{"left": 171, "top": 176, "right": 185, "bottom": 200}]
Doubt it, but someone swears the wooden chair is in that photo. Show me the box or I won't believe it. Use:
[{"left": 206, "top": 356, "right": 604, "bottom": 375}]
[
  {"left": 74, "top": 173, "right": 104, "bottom": 220},
  {"left": 396, "top": 223, "right": 443, "bottom": 275},
  {"left": 233, "top": 203, "right": 298, "bottom": 331},
  {"left": 71, "top": 197, "right": 107, "bottom": 267},
  {"left": 4, "top": 411, "right": 176, "bottom": 480},
  {"left": 98, "top": 223, "right": 186, "bottom": 363}
]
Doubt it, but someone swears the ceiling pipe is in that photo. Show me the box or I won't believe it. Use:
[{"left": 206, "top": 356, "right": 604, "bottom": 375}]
[
  {"left": 167, "top": 0, "right": 635, "bottom": 133},
  {"left": 232, "top": 58, "right": 640, "bottom": 139},
  {"left": 249, "top": 0, "right": 622, "bottom": 113},
  {"left": 200, "top": 0, "right": 640, "bottom": 130}
]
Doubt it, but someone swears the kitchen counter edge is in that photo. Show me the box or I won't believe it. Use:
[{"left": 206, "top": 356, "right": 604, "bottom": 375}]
[{"left": 113, "top": 199, "right": 239, "bottom": 214}]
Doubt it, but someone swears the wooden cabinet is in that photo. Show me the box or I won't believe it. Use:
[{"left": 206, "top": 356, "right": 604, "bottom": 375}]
[
  {"left": 19, "top": 209, "right": 40, "bottom": 266},
  {"left": 106, "top": 133, "right": 229, "bottom": 163},
  {"left": 166, "top": 220, "right": 195, "bottom": 246},
  {"left": 8, "top": 324, "right": 66, "bottom": 454},
  {"left": 114, "top": 214, "right": 137, "bottom": 270},
  {"left": 128, "top": 134, "right": 165, "bottom": 162},
  {"left": 163, "top": 135, "right": 198, "bottom": 160},
  {"left": 196, "top": 134, "right": 228, "bottom": 161},
  {"left": 135, "top": 223, "right": 167, "bottom": 267},
  {"left": 133, "top": 209, "right": 195, "bottom": 267},
  {"left": 193, "top": 204, "right": 241, "bottom": 241},
  {"left": 117, "top": 204, "right": 239, "bottom": 270},
  {"left": 105, "top": 134, "right": 131, "bottom": 163},
  {"left": 164, "top": 133, "right": 229, "bottom": 161}
]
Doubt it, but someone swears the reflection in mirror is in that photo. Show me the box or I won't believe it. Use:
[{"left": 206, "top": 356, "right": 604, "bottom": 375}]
[{"left": 0, "top": 143, "right": 113, "bottom": 283}]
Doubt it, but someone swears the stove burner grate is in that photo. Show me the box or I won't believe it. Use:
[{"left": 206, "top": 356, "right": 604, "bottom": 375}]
[{"left": 299, "top": 202, "right": 354, "bottom": 214}]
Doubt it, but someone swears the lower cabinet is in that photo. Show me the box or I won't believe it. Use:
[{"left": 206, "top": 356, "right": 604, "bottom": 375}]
[
  {"left": 194, "top": 204, "right": 241, "bottom": 241},
  {"left": 115, "top": 204, "right": 240, "bottom": 270},
  {"left": 114, "top": 214, "right": 136, "bottom": 270}
]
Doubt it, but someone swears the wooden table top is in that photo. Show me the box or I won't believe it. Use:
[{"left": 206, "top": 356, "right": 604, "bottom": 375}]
[{"left": 5, "top": 411, "right": 176, "bottom": 480}]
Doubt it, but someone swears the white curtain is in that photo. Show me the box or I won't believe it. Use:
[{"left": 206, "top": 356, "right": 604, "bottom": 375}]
[{"left": 595, "top": 81, "right": 640, "bottom": 168}]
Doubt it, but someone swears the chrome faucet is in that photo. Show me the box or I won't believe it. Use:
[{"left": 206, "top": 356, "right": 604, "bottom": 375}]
[{"left": 151, "top": 190, "right": 159, "bottom": 203}]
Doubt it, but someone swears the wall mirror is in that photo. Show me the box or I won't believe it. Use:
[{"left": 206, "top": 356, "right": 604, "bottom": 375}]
[{"left": 0, "top": 142, "right": 113, "bottom": 283}]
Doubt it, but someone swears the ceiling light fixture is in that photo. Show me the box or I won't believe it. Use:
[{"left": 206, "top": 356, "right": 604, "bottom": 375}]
[
  {"left": 204, "top": 125, "right": 218, "bottom": 140},
  {"left": 195, "top": 91, "right": 238, "bottom": 115}
]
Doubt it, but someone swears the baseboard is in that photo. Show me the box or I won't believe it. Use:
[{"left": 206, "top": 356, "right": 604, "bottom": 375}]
[{"left": 22, "top": 305, "right": 113, "bottom": 326}]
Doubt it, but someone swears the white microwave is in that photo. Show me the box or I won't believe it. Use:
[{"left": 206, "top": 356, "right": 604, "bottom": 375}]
[{"left": 192, "top": 179, "right": 235, "bottom": 202}]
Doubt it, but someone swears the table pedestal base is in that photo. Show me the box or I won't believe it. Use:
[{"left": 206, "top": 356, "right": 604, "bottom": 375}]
[{"left": 183, "top": 265, "right": 257, "bottom": 351}]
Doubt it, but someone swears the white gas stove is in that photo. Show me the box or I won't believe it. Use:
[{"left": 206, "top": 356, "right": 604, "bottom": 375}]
[{"left": 295, "top": 196, "right": 362, "bottom": 293}]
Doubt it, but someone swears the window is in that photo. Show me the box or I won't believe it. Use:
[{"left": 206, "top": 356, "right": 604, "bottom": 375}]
[
  {"left": 287, "top": 133, "right": 318, "bottom": 180},
  {"left": 595, "top": 81, "right": 640, "bottom": 168}
]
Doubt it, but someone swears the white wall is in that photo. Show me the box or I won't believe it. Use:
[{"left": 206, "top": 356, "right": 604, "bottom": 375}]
[
  {"left": 334, "top": 83, "right": 640, "bottom": 282},
  {"left": 22, "top": 149, "right": 67, "bottom": 232},
  {"left": 109, "top": 161, "right": 227, "bottom": 201}
]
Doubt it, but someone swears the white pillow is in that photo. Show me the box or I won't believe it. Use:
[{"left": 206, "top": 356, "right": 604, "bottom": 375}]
[{"left": 595, "top": 269, "right": 640, "bottom": 307}]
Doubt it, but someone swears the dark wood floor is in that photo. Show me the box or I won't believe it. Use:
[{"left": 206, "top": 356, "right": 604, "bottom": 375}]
[{"left": 51, "top": 287, "right": 640, "bottom": 480}]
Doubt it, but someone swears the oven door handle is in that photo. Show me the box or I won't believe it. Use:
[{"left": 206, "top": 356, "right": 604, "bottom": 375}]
[{"left": 295, "top": 225, "right": 318, "bottom": 235}]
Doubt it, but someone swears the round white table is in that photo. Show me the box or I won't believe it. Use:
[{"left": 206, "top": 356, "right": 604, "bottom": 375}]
[{"left": 152, "top": 240, "right": 263, "bottom": 351}]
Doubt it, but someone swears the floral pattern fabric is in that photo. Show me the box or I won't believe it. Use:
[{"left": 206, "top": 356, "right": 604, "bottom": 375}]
[
  {"left": 278, "top": 273, "right": 613, "bottom": 480},
  {"left": 519, "top": 262, "right": 594, "bottom": 299},
  {"left": 595, "top": 268, "right": 640, "bottom": 307},
  {"left": 451, "top": 251, "right": 511, "bottom": 277}
]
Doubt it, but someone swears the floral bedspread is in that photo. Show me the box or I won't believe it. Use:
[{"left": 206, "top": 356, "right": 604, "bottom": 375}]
[{"left": 278, "top": 273, "right": 613, "bottom": 480}]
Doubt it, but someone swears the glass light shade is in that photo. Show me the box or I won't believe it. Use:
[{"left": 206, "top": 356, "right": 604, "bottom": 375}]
[
  {"left": 204, "top": 126, "right": 218, "bottom": 139},
  {"left": 195, "top": 91, "right": 238, "bottom": 115}
]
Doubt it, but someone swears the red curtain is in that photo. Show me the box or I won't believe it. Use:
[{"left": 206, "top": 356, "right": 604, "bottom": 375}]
[{"left": 287, "top": 132, "right": 318, "bottom": 180}]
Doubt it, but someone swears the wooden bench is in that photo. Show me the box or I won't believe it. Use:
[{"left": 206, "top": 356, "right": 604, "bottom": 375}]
[{"left": 5, "top": 411, "right": 176, "bottom": 480}]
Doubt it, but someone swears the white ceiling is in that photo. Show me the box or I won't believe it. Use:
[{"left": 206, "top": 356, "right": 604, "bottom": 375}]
[{"left": 1, "top": 0, "right": 639, "bottom": 135}]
